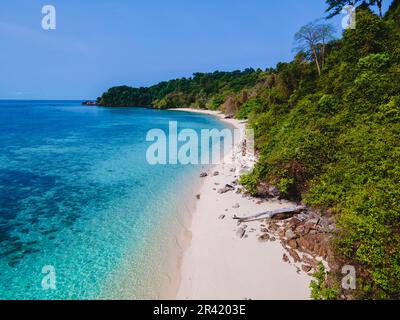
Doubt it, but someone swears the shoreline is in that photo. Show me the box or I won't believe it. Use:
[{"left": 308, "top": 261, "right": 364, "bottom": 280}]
[{"left": 168, "top": 108, "right": 313, "bottom": 300}]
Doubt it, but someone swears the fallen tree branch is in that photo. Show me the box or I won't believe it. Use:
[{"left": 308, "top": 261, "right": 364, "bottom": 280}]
[{"left": 233, "top": 206, "right": 306, "bottom": 223}]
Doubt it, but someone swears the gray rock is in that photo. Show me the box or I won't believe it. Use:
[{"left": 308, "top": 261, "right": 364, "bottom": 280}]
[
  {"left": 218, "top": 184, "right": 235, "bottom": 194},
  {"left": 218, "top": 215, "right": 226, "bottom": 220},
  {"left": 232, "top": 203, "right": 240, "bottom": 209},
  {"left": 285, "top": 229, "right": 297, "bottom": 240},
  {"left": 200, "top": 172, "right": 208, "bottom": 178},
  {"left": 267, "top": 186, "right": 281, "bottom": 198},
  {"left": 237, "top": 227, "right": 246, "bottom": 239},
  {"left": 258, "top": 233, "right": 270, "bottom": 242}
]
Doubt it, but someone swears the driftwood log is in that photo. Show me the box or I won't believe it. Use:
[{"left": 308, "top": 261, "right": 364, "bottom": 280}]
[{"left": 233, "top": 206, "right": 306, "bottom": 223}]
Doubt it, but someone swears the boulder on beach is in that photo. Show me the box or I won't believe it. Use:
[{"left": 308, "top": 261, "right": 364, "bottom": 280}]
[
  {"left": 258, "top": 233, "right": 270, "bottom": 242},
  {"left": 218, "top": 184, "right": 235, "bottom": 194}
]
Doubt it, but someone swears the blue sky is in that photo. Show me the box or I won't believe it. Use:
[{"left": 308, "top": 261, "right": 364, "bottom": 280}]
[{"left": 0, "top": 0, "right": 379, "bottom": 99}]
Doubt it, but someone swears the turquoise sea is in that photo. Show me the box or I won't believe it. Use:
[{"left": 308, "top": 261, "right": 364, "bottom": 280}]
[{"left": 0, "top": 100, "right": 227, "bottom": 299}]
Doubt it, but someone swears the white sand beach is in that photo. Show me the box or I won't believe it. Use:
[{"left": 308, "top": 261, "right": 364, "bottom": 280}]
[{"left": 171, "top": 108, "right": 312, "bottom": 300}]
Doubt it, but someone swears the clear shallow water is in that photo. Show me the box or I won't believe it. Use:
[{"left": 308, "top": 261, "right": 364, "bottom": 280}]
[{"left": 0, "top": 100, "right": 226, "bottom": 299}]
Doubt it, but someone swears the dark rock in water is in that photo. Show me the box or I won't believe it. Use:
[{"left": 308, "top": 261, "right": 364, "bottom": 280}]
[
  {"left": 23, "top": 248, "right": 40, "bottom": 255},
  {"left": 200, "top": 172, "right": 208, "bottom": 178},
  {"left": 7, "top": 259, "right": 20, "bottom": 268},
  {"left": 82, "top": 101, "right": 98, "bottom": 106},
  {"left": 41, "top": 228, "right": 58, "bottom": 236}
]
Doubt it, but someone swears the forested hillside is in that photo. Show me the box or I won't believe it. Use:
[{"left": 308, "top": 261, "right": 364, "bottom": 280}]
[
  {"left": 97, "top": 69, "right": 263, "bottom": 110},
  {"left": 98, "top": 2, "right": 400, "bottom": 299}
]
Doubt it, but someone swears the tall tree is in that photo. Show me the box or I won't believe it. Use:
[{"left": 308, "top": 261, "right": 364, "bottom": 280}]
[{"left": 294, "top": 22, "right": 335, "bottom": 75}]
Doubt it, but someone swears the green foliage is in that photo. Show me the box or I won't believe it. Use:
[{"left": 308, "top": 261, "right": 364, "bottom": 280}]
[
  {"left": 245, "top": 6, "right": 400, "bottom": 298},
  {"left": 98, "top": 69, "right": 262, "bottom": 108},
  {"left": 208, "top": 94, "right": 226, "bottom": 110},
  {"left": 236, "top": 98, "right": 259, "bottom": 120},
  {"left": 239, "top": 173, "right": 259, "bottom": 196},
  {"left": 310, "top": 262, "right": 338, "bottom": 300}
]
